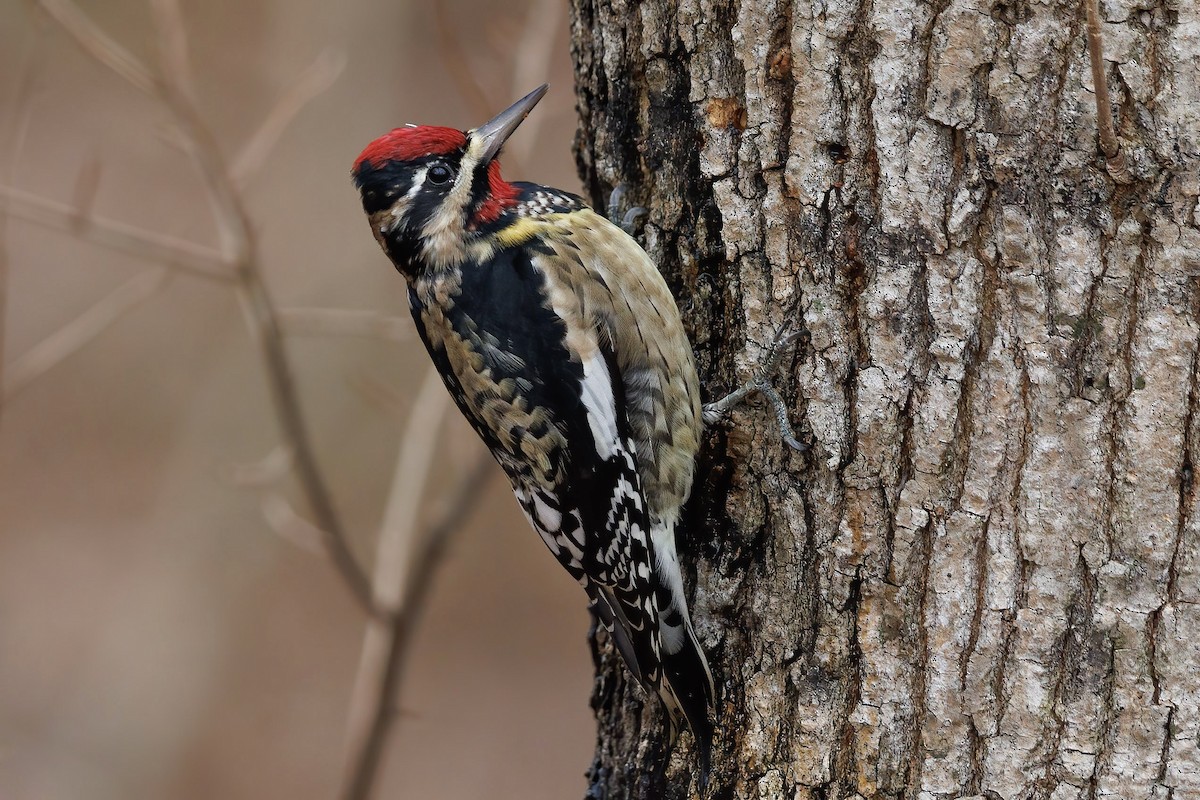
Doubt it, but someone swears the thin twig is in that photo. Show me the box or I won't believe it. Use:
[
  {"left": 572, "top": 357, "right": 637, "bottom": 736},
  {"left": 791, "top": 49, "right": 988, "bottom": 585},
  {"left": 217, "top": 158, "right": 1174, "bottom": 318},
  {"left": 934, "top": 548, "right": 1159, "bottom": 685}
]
[
  {"left": 339, "top": 454, "right": 492, "bottom": 800},
  {"left": 0, "top": 23, "right": 46, "bottom": 424},
  {"left": 341, "top": 368, "right": 450, "bottom": 800},
  {"left": 228, "top": 445, "right": 293, "bottom": 488},
  {"left": 3, "top": 269, "right": 171, "bottom": 402},
  {"left": 0, "top": 185, "right": 233, "bottom": 282},
  {"left": 260, "top": 491, "right": 328, "bottom": 555},
  {"left": 70, "top": 153, "right": 103, "bottom": 231},
  {"left": 372, "top": 371, "right": 450, "bottom": 614},
  {"left": 341, "top": 383, "right": 493, "bottom": 800},
  {"left": 40, "top": 0, "right": 377, "bottom": 615},
  {"left": 0, "top": 46, "right": 344, "bottom": 285},
  {"left": 149, "top": 0, "right": 195, "bottom": 104},
  {"left": 434, "top": 0, "right": 561, "bottom": 176},
  {"left": 1083, "top": 0, "right": 1131, "bottom": 181},
  {"left": 230, "top": 49, "right": 346, "bottom": 188},
  {"left": 37, "top": 0, "right": 156, "bottom": 94},
  {"left": 335, "top": 8, "right": 567, "bottom": 795}
]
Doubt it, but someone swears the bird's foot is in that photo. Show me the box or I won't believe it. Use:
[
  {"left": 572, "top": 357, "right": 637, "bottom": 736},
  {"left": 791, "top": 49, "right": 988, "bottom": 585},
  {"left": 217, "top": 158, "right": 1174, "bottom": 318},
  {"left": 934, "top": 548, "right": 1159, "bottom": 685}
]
[
  {"left": 703, "top": 324, "right": 808, "bottom": 452},
  {"left": 607, "top": 184, "right": 648, "bottom": 237}
]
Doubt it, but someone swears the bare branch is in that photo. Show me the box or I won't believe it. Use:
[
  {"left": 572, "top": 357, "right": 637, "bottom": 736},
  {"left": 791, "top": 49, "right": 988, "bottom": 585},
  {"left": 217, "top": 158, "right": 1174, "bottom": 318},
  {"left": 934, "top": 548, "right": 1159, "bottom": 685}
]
[
  {"left": 434, "top": 0, "right": 561, "bottom": 175},
  {"left": 1084, "top": 0, "right": 1131, "bottom": 182},
  {"left": 40, "top": 0, "right": 377, "bottom": 615},
  {"left": 340, "top": 368, "right": 489, "bottom": 800},
  {"left": 0, "top": 185, "right": 234, "bottom": 282},
  {"left": 373, "top": 370, "right": 450, "bottom": 614},
  {"left": 37, "top": 0, "right": 156, "bottom": 94},
  {"left": 0, "top": 21, "right": 46, "bottom": 423},
  {"left": 4, "top": 28, "right": 344, "bottom": 286},
  {"left": 2, "top": 269, "right": 171, "bottom": 402},
  {"left": 149, "top": 0, "right": 195, "bottom": 104},
  {"left": 341, "top": 368, "right": 448, "bottom": 798},
  {"left": 230, "top": 50, "right": 346, "bottom": 188},
  {"left": 339, "top": 455, "right": 492, "bottom": 800},
  {"left": 260, "top": 491, "right": 327, "bottom": 556},
  {"left": 152, "top": 0, "right": 377, "bottom": 615},
  {"left": 277, "top": 307, "right": 411, "bottom": 342}
]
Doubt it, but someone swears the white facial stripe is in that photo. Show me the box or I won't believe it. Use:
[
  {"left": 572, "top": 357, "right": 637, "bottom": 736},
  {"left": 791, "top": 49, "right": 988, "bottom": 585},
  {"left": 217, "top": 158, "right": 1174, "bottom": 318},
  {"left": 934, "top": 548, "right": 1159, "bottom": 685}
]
[
  {"left": 410, "top": 166, "right": 430, "bottom": 191},
  {"left": 439, "top": 136, "right": 483, "bottom": 215},
  {"left": 418, "top": 134, "right": 488, "bottom": 267},
  {"left": 378, "top": 168, "right": 429, "bottom": 237}
]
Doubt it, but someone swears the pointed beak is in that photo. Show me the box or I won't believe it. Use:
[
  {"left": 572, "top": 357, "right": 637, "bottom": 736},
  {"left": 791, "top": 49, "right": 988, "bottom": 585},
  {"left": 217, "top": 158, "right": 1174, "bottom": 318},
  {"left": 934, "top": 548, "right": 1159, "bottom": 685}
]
[{"left": 473, "top": 84, "right": 549, "bottom": 164}]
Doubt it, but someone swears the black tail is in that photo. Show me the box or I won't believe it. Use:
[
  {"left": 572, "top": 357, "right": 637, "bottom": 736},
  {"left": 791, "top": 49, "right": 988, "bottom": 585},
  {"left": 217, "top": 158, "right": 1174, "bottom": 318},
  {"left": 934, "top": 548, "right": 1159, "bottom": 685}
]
[
  {"left": 659, "top": 618, "right": 715, "bottom": 776},
  {"left": 585, "top": 531, "right": 715, "bottom": 786},
  {"left": 587, "top": 583, "right": 714, "bottom": 731},
  {"left": 586, "top": 583, "right": 647, "bottom": 684}
]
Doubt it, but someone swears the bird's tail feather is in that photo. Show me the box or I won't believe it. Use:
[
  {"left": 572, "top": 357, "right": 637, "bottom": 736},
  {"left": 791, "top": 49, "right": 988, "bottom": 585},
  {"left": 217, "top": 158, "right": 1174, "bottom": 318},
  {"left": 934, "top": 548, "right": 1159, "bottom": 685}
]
[
  {"left": 586, "top": 583, "right": 646, "bottom": 685},
  {"left": 586, "top": 535, "right": 715, "bottom": 784},
  {"left": 658, "top": 617, "right": 714, "bottom": 746}
]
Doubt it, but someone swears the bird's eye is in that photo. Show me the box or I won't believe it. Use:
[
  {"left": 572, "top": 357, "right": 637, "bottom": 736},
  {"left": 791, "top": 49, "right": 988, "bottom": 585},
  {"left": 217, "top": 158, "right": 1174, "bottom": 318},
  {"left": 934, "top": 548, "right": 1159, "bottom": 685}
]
[{"left": 427, "top": 164, "right": 454, "bottom": 185}]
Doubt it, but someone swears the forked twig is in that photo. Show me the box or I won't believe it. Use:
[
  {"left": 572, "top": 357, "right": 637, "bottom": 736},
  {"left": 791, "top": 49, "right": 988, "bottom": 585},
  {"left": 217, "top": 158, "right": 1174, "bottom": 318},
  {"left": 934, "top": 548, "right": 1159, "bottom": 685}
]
[
  {"left": 340, "top": 367, "right": 451, "bottom": 799},
  {"left": 341, "top": 452, "right": 492, "bottom": 800},
  {"left": 0, "top": 19, "right": 47, "bottom": 419},
  {"left": 38, "top": 0, "right": 156, "bottom": 94},
  {"left": 260, "top": 491, "right": 328, "bottom": 555},
  {"left": 336, "top": 4, "right": 562, "bottom": 797},
  {"left": 230, "top": 50, "right": 346, "bottom": 187},
  {"left": 0, "top": 45, "right": 345, "bottom": 284},
  {"left": 0, "top": 185, "right": 233, "bottom": 282},
  {"left": 38, "top": 0, "right": 377, "bottom": 616},
  {"left": 25, "top": 6, "right": 541, "bottom": 800},
  {"left": 339, "top": 372, "right": 499, "bottom": 800}
]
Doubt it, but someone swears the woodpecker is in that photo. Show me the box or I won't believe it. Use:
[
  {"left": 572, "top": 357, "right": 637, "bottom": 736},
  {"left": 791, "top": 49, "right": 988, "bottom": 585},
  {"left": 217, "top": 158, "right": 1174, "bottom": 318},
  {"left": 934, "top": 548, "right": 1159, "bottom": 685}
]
[{"left": 352, "top": 85, "right": 714, "bottom": 751}]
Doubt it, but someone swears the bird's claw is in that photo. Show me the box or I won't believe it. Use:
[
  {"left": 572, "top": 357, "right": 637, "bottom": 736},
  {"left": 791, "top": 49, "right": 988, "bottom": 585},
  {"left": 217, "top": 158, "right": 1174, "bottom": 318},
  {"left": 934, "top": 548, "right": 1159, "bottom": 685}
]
[
  {"left": 702, "top": 324, "right": 808, "bottom": 452},
  {"left": 607, "top": 184, "right": 647, "bottom": 237}
]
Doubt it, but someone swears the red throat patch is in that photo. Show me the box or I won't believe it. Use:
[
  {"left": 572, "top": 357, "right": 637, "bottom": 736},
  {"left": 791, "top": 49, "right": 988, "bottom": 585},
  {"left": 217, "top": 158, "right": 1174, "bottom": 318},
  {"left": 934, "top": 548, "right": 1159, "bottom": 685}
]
[
  {"left": 353, "top": 125, "right": 466, "bottom": 171},
  {"left": 473, "top": 160, "right": 521, "bottom": 225}
]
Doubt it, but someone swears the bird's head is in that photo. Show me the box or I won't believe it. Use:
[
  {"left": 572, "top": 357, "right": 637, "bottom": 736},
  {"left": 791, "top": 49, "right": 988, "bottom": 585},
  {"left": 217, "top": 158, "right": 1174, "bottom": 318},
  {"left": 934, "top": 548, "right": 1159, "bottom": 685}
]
[{"left": 352, "top": 84, "right": 547, "bottom": 275}]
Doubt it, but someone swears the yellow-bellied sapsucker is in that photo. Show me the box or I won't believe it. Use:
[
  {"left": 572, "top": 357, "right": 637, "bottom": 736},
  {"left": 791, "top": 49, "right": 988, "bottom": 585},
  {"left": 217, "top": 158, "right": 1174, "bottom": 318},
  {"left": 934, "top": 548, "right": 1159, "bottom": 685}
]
[{"left": 351, "top": 85, "right": 714, "bottom": 751}]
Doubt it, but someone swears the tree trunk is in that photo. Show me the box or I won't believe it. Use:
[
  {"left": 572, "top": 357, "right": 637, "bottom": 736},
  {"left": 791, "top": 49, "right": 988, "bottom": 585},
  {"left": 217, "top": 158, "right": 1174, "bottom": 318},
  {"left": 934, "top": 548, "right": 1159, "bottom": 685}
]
[{"left": 568, "top": 0, "right": 1200, "bottom": 798}]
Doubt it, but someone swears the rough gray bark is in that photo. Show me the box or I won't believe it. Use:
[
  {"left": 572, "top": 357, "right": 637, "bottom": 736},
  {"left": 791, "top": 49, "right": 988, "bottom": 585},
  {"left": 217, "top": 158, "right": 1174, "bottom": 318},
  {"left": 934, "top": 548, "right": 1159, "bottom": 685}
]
[{"left": 569, "top": 1, "right": 1200, "bottom": 798}]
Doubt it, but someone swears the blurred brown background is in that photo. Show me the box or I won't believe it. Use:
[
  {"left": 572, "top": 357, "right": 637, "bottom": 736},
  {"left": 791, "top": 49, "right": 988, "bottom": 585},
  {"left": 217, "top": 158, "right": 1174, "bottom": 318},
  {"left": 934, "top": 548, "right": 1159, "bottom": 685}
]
[{"left": 0, "top": 1, "right": 594, "bottom": 798}]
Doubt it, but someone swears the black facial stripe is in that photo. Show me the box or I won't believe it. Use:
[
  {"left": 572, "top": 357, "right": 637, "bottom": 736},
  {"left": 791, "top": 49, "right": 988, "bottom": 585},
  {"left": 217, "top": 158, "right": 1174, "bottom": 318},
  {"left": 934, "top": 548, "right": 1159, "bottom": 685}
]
[
  {"left": 467, "top": 158, "right": 495, "bottom": 216},
  {"left": 353, "top": 150, "right": 465, "bottom": 214},
  {"left": 404, "top": 190, "right": 451, "bottom": 238}
]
